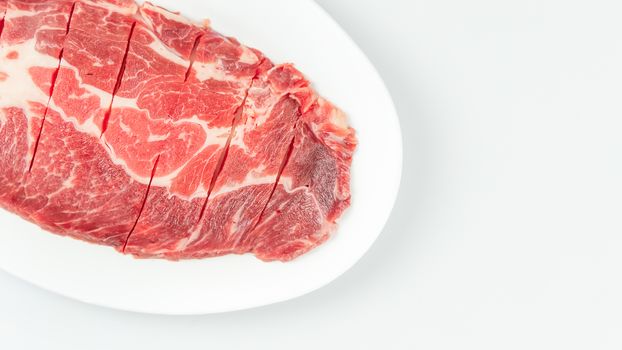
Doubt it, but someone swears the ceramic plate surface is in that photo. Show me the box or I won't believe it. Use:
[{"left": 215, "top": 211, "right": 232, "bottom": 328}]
[{"left": 0, "top": 0, "right": 402, "bottom": 314}]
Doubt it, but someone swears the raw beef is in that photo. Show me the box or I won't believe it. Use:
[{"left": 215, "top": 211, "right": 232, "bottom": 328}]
[
  {"left": 0, "top": 0, "right": 75, "bottom": 219},
  {"left": 0, "top": 0, "right": 356, "bottom": 262}
]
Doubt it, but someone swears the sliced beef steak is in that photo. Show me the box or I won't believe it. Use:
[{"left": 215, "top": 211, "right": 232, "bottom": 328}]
[{"left": 0, "top": 0, "right": 357, "bottom": 262}]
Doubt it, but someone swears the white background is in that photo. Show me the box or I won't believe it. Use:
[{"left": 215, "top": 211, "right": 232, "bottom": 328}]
[{"left": 2, "top": 0, "right": 622, "bottom": 348}]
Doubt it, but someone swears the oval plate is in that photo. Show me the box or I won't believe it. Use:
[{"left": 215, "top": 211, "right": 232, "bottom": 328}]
[{"left": 0, "top": 0, "right": 402, "bottom": 315}]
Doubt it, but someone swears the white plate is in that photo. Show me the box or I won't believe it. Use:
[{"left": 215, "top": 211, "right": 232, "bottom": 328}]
[{"left": 0, "top": 0, "right": 402, "bottom": 315}]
